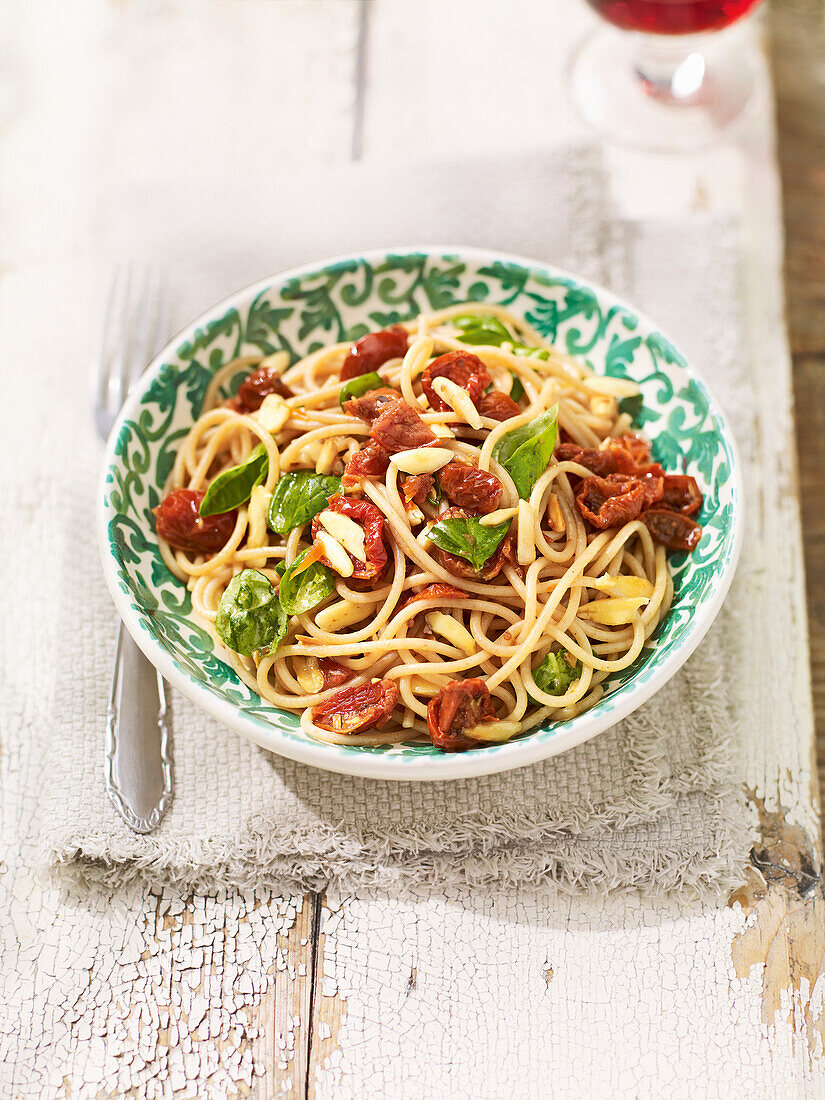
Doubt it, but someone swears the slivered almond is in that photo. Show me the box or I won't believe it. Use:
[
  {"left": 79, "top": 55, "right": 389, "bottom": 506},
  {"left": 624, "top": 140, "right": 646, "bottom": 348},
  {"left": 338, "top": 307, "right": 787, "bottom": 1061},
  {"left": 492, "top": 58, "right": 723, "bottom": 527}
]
[
  {"left": 403, "top": 500, "right": 425, "bottom": 525},
  {"left": 425, "top": 612, "right": 476, "bottom": 655},
  {"left": 479, "top": 507, "right": 517, "bottom": 527},
  {"left": 462, "top": 719, "right": 521, "bottom": 743},
  {"left": 586, "top": 376, "right": 640, "bottom": 398},
  {"left": 517, "top": 499, "right": 536, "bottom": 566},
  {"left": 588, "top": 574, "right": 654, "bottom": 598},
  {"left": 318, "top": 509, "right": 367, "bottom": 562},
  {"left": 315, "top": 530, "right": 354, "bottom": 577},
  {"left": 255, "top": 394, "right": 291, "bottom": 433},
  {"left": 432, "top": 377, "right": 483, "bottom": 429},
  {"left": 578, "top": 596, "right": 648, "bottom": 625},
  {"left": 431, "top": 422, "right": 455, "bottom": 439},
  {"left": 245, "top": 485, "right": 272, "bottom": 568},
  {"left": 589, "top": 394, "right": 616, "bottom": 418},
  {"left": 389, "top": 447, "right": 453, "bottom": 475},
  {"left": 315, "top": 438, "right": 339, "bottom": 476},
  {"left": 259, "top": 350, "right": 290, "bottom": 373},
  {"left": 546, "top": 493, "right": 565, "bottom": 532},
  {"left": 315, "top": 600, "right": 370, "bottom": 632},
  {"left": 295, "top": 656, "right": 324, "bottom": 694}
]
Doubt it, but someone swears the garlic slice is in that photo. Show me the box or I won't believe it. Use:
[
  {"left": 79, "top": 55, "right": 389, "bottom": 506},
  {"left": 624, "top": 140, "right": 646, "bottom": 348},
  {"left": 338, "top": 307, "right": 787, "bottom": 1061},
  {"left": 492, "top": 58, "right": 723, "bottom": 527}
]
[
  {"left": 546, "top": 493, "right": 565, "bottom": 532},
  {"left": 295, "top": 656, "right": 324, "bottom": 694}
]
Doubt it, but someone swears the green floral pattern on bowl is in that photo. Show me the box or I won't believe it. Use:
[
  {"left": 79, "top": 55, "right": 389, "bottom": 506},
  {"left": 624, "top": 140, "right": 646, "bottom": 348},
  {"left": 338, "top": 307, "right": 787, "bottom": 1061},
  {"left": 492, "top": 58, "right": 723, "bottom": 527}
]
[{"left": 99, "top": 248, "right": 742, "bottom": 779}]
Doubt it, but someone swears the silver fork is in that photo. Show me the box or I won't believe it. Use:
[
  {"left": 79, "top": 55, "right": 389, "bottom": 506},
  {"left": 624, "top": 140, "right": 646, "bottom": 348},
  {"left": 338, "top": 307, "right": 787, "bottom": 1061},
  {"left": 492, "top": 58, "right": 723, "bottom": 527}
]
[{"left": 95, "top": 267, "right": 173, "bottom": 834}]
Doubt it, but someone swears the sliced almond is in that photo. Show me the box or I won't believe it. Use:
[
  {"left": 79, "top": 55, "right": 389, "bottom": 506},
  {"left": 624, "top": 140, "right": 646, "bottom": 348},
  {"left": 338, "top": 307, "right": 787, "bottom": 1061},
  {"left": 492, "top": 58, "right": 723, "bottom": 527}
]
[
  {"left": 432, "top": 377, "right": 483, "bottom": 430},
  {"left": 425, "top": 612, "right": 476, "bottom": 655},
  {"left": 578, "top": 596, "right": 648, "bottom": 625},
  {"left": 462, "top": 719, "right": 521, "bottom": 743},
  {"left": 318, "top": 509, "right": 367, "bottom": 562},
  {"left": 315, "top": 599, "right": 370, "bottom": 632},
  {"left": 295, "top": 656, "right": 324, "bottom": 694},
  {"left": 315, "top": 438, "right": 339, "bottom": 476},
  {"left": 479, "top": 507, "right": 518, "bottom": 527},
  {"left": 255, "top": 394, "right": 291, "bottom": 433},
  {"left": 389, "top": 447, "right": 454, "bottom": 475},
  {"left": 586, "top": 376, "right": 640, "bottom": 398},
  {"left": 403, "top": 500, "right": 425, "bottom": 525},
  {"left": 517, "top": 499, "right": 536, "bottom": 566},
  {"left": 315, "top": 530, "right": 354, "bottom": 577},
  {"left": 546, "top": 493, "right": 565, "bottom": 532},
  {"left": 588, "top": 574, "right": 654, "bottom": 599}
]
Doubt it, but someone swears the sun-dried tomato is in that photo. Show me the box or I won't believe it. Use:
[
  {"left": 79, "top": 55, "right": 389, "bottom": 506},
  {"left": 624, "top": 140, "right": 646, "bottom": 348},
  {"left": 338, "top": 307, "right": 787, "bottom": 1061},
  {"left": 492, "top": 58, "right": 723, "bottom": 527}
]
[
  {"left": 638, "top": 469, "right": 665, "bottom": 507},
  {"left": 402, "top": 473, "right": 434, "bottom": 507},
  {"left": 318, "top": 658, "right": 352, "bottom": 690},
  {"left": 343, "top": 387, "right": 402, "bottom": 423},
  {"left": 340, "top": 327, "right": 408, "bottom": 381},
  {"left": 341, "top": 442, "right": 391, "bottom": 490},
  {"left": 661, "top": 474, "right": 703, "bottom": 516},
  {"left": 421, "top": 351, "right": 491, "bottom": 412},
  {"left": 311, "top": 494, "right": 388, "bottom": 580},
  {"left": 475, "top": 390, "right": 522, "bottom": 422},
  {"left": 311, "top": 679, "right": 399, "bottom": 734},
  {"left": 437, "top": 461, "right": 502, "bottom": 515},
  {"left": 401, "top": 582, "right": 468, "bottom": 611},
  {"left": 611, "top": 434, "right": 652, "bottom": 465},
  {"left": 556, "top": 442, "right": 634, "bottom": 477},
  {"left": 153, "top": 489, "right": 236, "bottom": 553},
  {"left": 426, "top": 678, "right": 497, "bottom": 752},
  {"left": 228, "top": 366, "right": 293, "bottom": 413},
  {"left": 641, "top": 508, "right": 703, "bottom": 552},
  {"left": 575, "top": 474, "right": 646, "bottom": 529},
  {"left": 370, "top": 400, "right": 437, "bottom": 453},
  {"left": 433, "top": 507, "right": 510, "bottom": 581}
]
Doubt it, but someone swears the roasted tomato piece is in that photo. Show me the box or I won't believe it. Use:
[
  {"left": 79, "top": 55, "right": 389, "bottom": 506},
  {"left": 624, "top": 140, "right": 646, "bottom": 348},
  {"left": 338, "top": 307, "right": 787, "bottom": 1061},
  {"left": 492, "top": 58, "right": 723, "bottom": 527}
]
[
  {"left": 153, "top": 489, "right": 236, "bottom": 553},
  {"left": 661, "top": 474, "right": 703, "bottom": 516},
  {"left": 344, "top": 387, "right": 402, "bottom": 423},
  {"left": 228, "top": 366, "right": 293, "bottom": 412},
  {"left": 421, "top": 351, "right": 491, "bottom": 412},
  {"left": 401, "top": 582, "right": 468, "bottom": 611},
  {"left": 437, "top": 461, "right": 502, "bottom": 515},
  {"left": 611, "top": 434, "right": 652, "bottom": 465},
  {"left": 426, "top": 678, "right": 497, "bottom": 752},
  {"left": 318, "top": 658, "right": 352, "bottom": 690},
  {"left": 638, "top": 469, "right": 665, "bottom": 507},
  {"left": 641, "top": 508, "right": 703, "bottom": 552},
  {"left": 575, "top": 474, "right": 646, "bottom": 529},
  {"left": 433, "top": 507, "right": 510, "bottom": 581},
  {"left": 556, "top": 442, "right": 635, "bottom": 477},
  {"left": 311, "top": 679, "right": 399, "bottom": 734},
  {"left": 476, "top": 390, "right": 522, "bottom": 421},
  {"left": 402, "top": 473, "right": 434, "bottom": 506},
  {"left": 370, "top": 400, "right": 437, "bottom": 453},
  {"left": 311, "top": 494, "right": 388, "bottom": 580},
  {"left": 340, "top": 327, "right": 408, "bottom": 381},
  {"left": 341, "top": 442, "right": 391, "bottom": 490}
]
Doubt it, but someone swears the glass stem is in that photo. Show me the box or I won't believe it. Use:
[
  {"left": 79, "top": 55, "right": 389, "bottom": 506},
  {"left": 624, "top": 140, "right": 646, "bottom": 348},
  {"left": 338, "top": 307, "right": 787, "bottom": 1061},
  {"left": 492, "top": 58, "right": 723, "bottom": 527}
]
[{"left": 633, "top": 34, "right": 708, "bottom": 104}]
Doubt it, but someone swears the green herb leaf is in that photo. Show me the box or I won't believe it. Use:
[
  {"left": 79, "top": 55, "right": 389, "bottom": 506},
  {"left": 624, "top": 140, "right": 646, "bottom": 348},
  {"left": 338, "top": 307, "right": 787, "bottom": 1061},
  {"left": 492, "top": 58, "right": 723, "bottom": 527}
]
[
  {"left": 339, "top": 370, "right": 384, "bottom": 408},
  {"left": 529, "top": 651, "right": 580, "bottom": 702},
  {"left": 454, "top": 313, "right": 550, "bottom": 362},
  {"left": 509, "top": 373, "right": 525, "bottom": 402},
  {"left": 492, "top": 405, "right": 558, "bottom": 500},
  {"left": 427, "top": 514, "right": 510, "bottom": 572},
  {"left": 617, "top": 393, "right": 644, "bottom": 424},
  {"left": 274, "top": 560, "right": 287, "bottom": 577},
  {"left": 199, "top": 443, "right": 269, "bottom": 516},
  {"left": 512, "top": 345, "right": 550, "bottom": 362},
  {"left": 278, "top": 548, "right": 335, "bottom": 616},
  {"left": 216, "top": 569, "right": 287, "bottom": 656},
  {"left": 267, "top": 471, "right": 342, "bottom": 535},
  {"left": 426, "top": 480, "right": 443, "bottom": 507}
]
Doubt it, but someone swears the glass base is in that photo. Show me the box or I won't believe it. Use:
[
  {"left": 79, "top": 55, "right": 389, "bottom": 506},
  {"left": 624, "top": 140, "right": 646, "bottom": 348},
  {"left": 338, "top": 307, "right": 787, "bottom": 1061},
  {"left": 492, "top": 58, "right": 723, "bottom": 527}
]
[{"left": 569, "top": 26, "right": 767, "bottom": 152}]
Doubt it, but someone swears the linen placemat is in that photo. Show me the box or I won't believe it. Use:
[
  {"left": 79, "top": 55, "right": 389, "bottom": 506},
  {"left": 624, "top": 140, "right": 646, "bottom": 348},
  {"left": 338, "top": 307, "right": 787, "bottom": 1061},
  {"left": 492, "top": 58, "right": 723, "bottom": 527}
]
[{"left": 31, "top": 146, "right": 751, "bottom": 894}]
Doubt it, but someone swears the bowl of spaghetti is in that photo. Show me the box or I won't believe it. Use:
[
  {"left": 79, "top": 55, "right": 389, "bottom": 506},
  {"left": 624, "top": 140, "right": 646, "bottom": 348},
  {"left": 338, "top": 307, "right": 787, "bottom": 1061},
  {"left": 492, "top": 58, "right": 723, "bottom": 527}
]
[{"left": 99, "top": 247, "right": 742, "bottom": 780}]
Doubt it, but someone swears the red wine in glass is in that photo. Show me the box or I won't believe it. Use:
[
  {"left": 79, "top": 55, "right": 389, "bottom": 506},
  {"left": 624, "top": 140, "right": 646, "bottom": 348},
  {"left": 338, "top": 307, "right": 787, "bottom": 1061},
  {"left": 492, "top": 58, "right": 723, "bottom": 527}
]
[{"left": 586, "top": 0, "right": 761, "bottom": 35}]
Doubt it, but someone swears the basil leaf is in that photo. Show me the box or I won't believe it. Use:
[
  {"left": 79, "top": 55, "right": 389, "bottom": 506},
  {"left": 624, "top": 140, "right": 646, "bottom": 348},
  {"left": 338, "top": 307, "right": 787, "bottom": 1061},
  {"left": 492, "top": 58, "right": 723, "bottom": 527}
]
[
  {"left": 278, "top": 548, "right": 335, "bottom": 615},
  {"left": 274, "top": 560, "right": 287, "bottom": 577},
  {"left": 529, "top": 651, "right": 580, "bottom": 703},
  {"left": 454, "top": 314, "right": 549, "bottom": 361},
  {"left": 427, "top": 514, "right": 510, "bottom": 572},
  {"left": 339, "top": 370, "right": 383, "bottom": 408},
  {"left": 200, "top": 442, "right": 269, "bottom": 516},
  {"left": 618, "top": 393, "right": 644, "bottom": 423},
  {"left": 509, "top": 373, "right": 525, "bottom": 402},
  {"left": 426, "top": 480, "right": 442, "bottom": 507},
  {"left": 492, "top": 405, "right": 558, "bottom": 500},
  {"left": 267, "top": 471, "right": 341, "bottom": 535},
  {"left": 216, "top": 569, "right": 287, "bottom": 656}
]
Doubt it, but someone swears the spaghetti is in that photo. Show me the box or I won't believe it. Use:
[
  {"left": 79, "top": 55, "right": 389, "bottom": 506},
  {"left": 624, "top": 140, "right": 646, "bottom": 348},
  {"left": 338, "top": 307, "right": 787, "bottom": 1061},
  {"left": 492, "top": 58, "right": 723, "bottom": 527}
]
[{"left": 154, "top": 305, "right": 703, "bottom": 752}]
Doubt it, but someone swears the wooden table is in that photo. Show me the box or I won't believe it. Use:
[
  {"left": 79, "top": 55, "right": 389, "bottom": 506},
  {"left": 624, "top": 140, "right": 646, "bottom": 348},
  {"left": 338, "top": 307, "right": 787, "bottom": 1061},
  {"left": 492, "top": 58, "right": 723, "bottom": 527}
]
[{"left": 2, "top": 2, "right": 824, "bottom": 1096}]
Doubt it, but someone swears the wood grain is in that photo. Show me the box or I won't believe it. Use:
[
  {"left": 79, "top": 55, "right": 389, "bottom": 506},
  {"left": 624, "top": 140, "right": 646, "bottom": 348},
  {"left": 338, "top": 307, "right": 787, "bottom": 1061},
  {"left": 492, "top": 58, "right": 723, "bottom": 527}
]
[{"left": 768, "top": 1, "right": 825, "bottom": 829}]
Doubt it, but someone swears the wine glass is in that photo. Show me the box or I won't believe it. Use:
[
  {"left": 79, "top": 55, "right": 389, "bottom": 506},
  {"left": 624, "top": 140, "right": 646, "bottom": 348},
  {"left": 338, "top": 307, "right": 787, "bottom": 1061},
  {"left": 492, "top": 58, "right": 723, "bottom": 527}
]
[{"left": 570, "top": 0, "right": 768, "bottom": 151}]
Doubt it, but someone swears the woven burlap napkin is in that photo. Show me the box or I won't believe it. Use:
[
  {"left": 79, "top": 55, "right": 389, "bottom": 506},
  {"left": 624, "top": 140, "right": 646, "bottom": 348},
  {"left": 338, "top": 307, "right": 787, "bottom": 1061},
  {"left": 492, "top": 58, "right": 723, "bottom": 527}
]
[{"left": 29, "top": 146, "right": 750, "bottom": 894}]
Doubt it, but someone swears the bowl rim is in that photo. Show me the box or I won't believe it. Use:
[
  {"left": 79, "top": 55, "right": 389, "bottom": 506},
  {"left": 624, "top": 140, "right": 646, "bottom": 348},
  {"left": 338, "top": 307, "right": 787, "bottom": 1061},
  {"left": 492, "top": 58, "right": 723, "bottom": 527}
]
[{"left": 98, "top": 244, "right": 745, "bottom": 781}]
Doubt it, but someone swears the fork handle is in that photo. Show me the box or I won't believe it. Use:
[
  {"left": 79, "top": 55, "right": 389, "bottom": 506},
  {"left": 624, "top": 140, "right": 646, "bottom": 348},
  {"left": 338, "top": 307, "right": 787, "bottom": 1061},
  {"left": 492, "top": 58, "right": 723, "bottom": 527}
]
[{"left": 105, "top": 623, "right": 173, "bottom": 834}]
